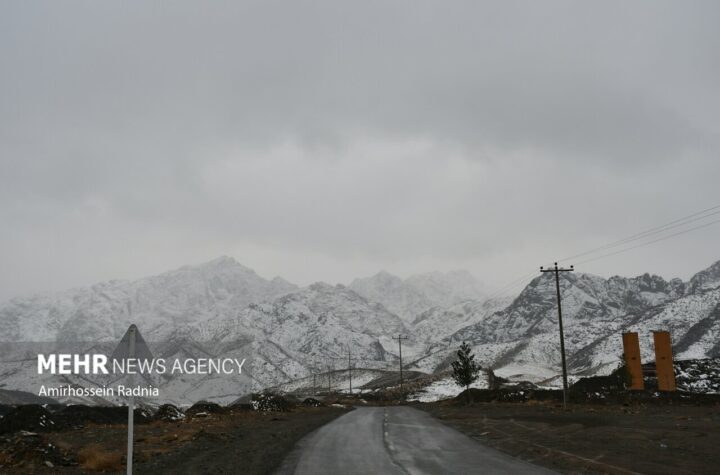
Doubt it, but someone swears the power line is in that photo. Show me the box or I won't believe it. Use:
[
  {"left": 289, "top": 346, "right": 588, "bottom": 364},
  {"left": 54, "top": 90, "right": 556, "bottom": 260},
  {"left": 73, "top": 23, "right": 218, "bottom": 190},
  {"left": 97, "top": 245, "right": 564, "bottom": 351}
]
[
  {"left": 575, "top": 217, "right": 720, "bottom": 265},
  {"left": 488, "top": 277, "right": 535, "bottom": 300},
  {"left": 493, "top": 275, "right": 538, "bottom": 298},
  {"left": 486, "top": 263, "right": 559, "bottom": 300},
  {"left": 558, "top": 203, "right": 720, "bottom": 263},
  {"left": 478, "top": 203, "right": 720, "bottom": 304},
  {"left": 484, "top": 269, "right": 539, "bottom": 300}
]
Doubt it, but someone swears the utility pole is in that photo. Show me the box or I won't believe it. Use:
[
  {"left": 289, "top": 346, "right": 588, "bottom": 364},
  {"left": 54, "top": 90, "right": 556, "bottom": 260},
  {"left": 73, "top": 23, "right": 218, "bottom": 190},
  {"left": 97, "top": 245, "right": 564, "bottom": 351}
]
[
  {"left": 540, "top": 262, "right": 574, "bottom": 409},
  {"left": 327, "top": 361, "right": 332, "bottom": 393},
  {"left": 312, "top": 357, "right": 319, "bottom": 395},
  {"left": 392, "top": 335, "right": 408, "bottom": 398},
  {"left": 348, "top": 349, "right": 352, "bottom": 395}
]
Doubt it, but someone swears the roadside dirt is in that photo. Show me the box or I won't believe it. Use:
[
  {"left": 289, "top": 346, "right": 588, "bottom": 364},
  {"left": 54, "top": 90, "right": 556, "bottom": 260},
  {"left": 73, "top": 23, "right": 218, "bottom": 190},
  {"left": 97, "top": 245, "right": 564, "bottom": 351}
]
[
  {"left": 422, "top": 401, "right": 720, "bottom": 474},
  {"left": 0, "top": 406, "right": 350, "bottom": 474}
]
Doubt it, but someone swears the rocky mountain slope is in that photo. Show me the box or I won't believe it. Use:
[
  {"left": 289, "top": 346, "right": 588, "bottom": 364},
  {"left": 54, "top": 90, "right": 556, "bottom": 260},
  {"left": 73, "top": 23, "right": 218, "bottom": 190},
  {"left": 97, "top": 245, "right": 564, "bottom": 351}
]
[
  {"left": 0, "top": 256, "right": 718, "bottom": 403},
  {"left": 350, "top": 270, "right": 486, "bottom": 322},
  {"left": 412, "top": 297, "right": 512, "bottom": 343},
  {"left": 409, "top": 261, "right": 720, "bottom": 383},
  {"left": 0, "top": 256, "right": 296, "bottom": 343},
  {"left": 0, "top": 259, "right": 414, "bottom": 403}
]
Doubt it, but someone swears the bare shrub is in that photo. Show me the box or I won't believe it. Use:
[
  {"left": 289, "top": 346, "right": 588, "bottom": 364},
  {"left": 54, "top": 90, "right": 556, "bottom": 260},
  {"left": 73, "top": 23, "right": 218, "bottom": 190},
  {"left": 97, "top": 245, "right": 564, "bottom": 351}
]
[{"left": 77, "top": 445, "right": 123, "bottom": 472}]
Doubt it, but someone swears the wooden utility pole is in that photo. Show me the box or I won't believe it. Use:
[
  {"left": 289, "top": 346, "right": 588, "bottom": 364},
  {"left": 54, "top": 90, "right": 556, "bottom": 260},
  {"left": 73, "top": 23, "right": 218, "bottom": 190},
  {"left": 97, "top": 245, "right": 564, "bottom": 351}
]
[
  {"left": 392, "top": 335, "right": 409, "bottom": 397},
  {"left": 540, "top": 262, "right": 574, "bottom": 409},
  {"left": 327, "top": 361, "right": 332, "bottom": 393},
  {"left": 348, "top": 349, "right": 352, "bottom": 394}
]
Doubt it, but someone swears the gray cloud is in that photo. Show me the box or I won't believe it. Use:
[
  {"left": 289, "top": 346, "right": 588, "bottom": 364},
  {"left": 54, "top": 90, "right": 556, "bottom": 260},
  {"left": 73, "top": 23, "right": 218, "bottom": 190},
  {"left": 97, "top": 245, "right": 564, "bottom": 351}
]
[{"left": 1, "top": 0, "right": 719, "bottom": 300}]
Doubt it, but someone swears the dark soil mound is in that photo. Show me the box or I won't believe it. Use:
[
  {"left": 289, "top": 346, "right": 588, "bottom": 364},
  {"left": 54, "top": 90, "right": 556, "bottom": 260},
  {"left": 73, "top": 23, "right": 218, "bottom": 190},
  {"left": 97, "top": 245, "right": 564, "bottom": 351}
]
[
  {"left": 54, "top": 405, "right": 150, "bottom": 427},
  {"left": 0, "top": 405, "right": 59, "bottom": 434},
  {"left": 186, "top": 401, "right": 224, "bottom": 417},
  {"left": 0, "top": 432, "right": 77, "bottom": 468},
  {"left": 253, "top": 393, "right": 294, "bottom": 412},
  {"left": 301, "top": 398, "right": 322, "bottom": 407},
  {"left": 0, "top": 389, "right": 58, "bottom": 406},
  {"left": 228, "top": 394, "right": 254, "bottom": 409},
  {"left": 454, "top": 388, "right": 562, "bottom": 404},
  {"left": 448, "top": 366, "right": 720, "bottom": 406},
  {"left": 155, "top": 404, "right": 186, "bottom": 421},
  {"left": 570, "top": 366, "right": 628, "bottom": 397},
  {"left": 675, "top": 358, "right": 720, "bottom": 393},
  {"left": 42, "top": 404, "right": 67, "bottom": 414}
]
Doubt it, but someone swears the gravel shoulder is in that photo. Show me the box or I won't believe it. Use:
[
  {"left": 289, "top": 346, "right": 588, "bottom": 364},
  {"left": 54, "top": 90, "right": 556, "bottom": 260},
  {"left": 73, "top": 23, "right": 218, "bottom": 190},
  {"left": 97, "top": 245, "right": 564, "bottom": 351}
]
[
  {"left": 0, "top": 406, "right": 350, "bottom": 474},
  {"left": 135, "top": 407, "right": 350, "bottom": 475},
  {"left": 421, "top": 401, "right": 720, "bottom": 474}
]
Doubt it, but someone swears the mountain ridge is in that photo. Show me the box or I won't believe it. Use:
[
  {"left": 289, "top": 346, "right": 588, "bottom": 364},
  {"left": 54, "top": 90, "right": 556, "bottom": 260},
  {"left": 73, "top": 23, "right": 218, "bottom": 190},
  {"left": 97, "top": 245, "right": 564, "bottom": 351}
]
[
  {"left": 349, "top": 269, "right": 486, "bottom": 322},
  {"left": 0, "top": 256, "right": 718, "bottom": 403}
]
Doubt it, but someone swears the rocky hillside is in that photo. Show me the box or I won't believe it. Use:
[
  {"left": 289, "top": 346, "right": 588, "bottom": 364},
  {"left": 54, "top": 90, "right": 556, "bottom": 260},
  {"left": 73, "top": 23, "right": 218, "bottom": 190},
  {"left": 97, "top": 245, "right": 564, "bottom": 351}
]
[
  {"left": 350, "top": 270, "right": 486, "bottom": 322},
  {"left": 0, "top": 256, "right": 718, "bottom": 403},
  {"left": 0, "top": 256, "right": 296, "bottom": 342},
  {"left": 409, "top": 261, "right": 720, "bottom": 383}
]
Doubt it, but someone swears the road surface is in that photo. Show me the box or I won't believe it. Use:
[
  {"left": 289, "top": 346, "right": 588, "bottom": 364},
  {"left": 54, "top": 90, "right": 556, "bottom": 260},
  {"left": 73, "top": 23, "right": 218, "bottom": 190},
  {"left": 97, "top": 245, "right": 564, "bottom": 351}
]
[{"left": 277, "top": 406, "right": 555, "bottom": 474}]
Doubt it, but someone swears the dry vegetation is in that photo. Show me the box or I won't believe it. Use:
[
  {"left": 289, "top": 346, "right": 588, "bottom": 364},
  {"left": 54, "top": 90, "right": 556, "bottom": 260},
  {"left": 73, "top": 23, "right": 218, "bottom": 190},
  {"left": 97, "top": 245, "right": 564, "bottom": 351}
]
[
  {"left": 77, "top": 445, "right": 123, "bottom": 472},
  {"left": 0, "top": 405, "right": 349, "bottom": 474}
]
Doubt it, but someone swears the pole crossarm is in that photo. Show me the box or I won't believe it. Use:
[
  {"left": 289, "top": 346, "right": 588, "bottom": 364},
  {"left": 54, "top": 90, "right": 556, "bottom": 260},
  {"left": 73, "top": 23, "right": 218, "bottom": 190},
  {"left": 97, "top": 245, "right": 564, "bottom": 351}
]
[{"left": 540, "top": 262, "right": 574, "bottom": 410}]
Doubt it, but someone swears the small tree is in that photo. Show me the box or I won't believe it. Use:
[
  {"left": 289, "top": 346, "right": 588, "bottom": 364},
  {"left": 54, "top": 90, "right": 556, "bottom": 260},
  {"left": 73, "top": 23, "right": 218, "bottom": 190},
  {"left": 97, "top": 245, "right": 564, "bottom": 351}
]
[{"left": 452, "top": 341, "right": 480, "bottom": 405}]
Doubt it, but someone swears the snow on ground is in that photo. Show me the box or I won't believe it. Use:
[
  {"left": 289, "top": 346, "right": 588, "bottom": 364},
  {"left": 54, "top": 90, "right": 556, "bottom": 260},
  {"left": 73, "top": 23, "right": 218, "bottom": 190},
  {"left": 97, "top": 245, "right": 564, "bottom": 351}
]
[
  {"left": 270, "top": 368, "right": 387, "bottom": 394},
  {"left": 676, "top": 359, "right": 720, "bottom": 394},
  {"left": 678, "top": 342, "right": 715, "bottom": 361},
  {"left": 494, "top": 364, "right": 558, "bottom": 383},
  {"left": 533, "top": 374, "right": 581, "bottom": 389},
  {"left": 336, "top": 371, "right": 384, "bottom": 394},
  {"left": 407, "top": 374, "right": 488, "bottom": 403}
]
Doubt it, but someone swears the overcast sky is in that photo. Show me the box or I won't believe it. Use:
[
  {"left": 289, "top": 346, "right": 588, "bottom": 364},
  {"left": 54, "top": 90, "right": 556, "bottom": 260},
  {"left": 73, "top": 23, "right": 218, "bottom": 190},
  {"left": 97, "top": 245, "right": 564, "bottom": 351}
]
[{"left": 1, "top": 0, "right": 719, "bottom": 301}]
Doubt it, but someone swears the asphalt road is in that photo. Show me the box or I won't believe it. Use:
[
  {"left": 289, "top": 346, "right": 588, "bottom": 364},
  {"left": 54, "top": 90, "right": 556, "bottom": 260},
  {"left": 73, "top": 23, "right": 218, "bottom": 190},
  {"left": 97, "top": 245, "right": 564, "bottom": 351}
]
[{"left": 277, "top": 406, "right": 555, "bottom": 474}]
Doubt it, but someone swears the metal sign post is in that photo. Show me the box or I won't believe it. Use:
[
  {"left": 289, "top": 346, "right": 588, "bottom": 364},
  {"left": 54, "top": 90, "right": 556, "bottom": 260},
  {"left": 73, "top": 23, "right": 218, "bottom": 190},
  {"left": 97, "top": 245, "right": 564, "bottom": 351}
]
[
  {"left": 126, "top": 325, "right": 136, "bottom": 475},
  {"left": 111, "top": 324, "right": 152, "bottom": 475}
]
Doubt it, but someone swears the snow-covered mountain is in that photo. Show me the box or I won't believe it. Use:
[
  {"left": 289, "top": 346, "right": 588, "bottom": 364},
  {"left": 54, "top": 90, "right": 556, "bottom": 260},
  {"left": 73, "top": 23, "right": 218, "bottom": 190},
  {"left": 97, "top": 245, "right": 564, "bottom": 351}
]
[
  {"left": 412, "top": 297, "right": 512, "bottom": 343},
  {"left": 1, "top": 256, "right": 718, "bottom": 403},
  {"left": 0, "top": 259, "right": 412, "bottom": 403},
  {"left": 0, "top": 256, "right": 296, "bottom": 343},
  {"left": 408, "top": 262, "right": 720, "bottom": 383},
  {"left": 198, "top": 282, "right": 411, "bottom": 388},
  {"left": 349, "top": 270, "right": 486, "bottom": 322}
]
